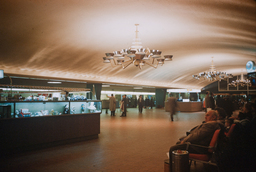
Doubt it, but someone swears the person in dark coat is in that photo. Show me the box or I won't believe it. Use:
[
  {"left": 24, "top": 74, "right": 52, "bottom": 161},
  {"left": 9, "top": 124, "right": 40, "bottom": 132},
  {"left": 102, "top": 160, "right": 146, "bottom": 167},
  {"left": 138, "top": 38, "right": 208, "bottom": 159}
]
[
  {"left": 150, "top": 97, "right": 154, "bottom": 109},
  {"left": 223, "top": 96, "right": 234, "bottom": 117},
  {"left": 209, "top": 92, "right": 215, "bottom": 109},
  {"left": 216, "top": 95, "right": 224, "bottom": 108},
  {"left": 204, "top": 91, "right": 210, "bottom": 112},
  {"left": 145, "top": 97, "right": 149, "bottom": 108},
  {"left": 120, "top": 95, "right": 127, "bottom": 117},
  {"left": 137, "top": 95, "right": 144, "bottom": 113}
]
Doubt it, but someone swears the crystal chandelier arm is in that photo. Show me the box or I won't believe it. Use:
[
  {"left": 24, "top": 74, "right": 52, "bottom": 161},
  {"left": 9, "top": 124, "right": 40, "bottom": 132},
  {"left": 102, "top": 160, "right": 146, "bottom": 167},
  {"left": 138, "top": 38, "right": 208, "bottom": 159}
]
[
  {"left": 106, "top": 58, "right": 114, "bottom": 67},
  {"left": 110, "top": 60, "right": 115, "bottom": 68},
  {"left": 112, "top": 59, "right": 117, "bottom": 65},
  {"left": 146, "top": 48, "right": 151, "bottom": 56},
  {"left": 139, "top": 64, "right": 142, "bottom": 70},
  {"left": 152, "top": 58, "right": 155, "bottom": 64},
  {"left": 144, "top": 61, "right": 157, "bottom": 69},
  {"left": 122, "top": 60, "right": 133, "bottom": 69}
]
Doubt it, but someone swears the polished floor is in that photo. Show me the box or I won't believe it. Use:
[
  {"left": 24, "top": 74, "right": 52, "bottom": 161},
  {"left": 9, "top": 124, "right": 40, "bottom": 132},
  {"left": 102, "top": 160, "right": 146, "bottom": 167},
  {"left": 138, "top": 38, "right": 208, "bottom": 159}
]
[{"left": 1, "top": 108, "right": 213, "bottom": 172}]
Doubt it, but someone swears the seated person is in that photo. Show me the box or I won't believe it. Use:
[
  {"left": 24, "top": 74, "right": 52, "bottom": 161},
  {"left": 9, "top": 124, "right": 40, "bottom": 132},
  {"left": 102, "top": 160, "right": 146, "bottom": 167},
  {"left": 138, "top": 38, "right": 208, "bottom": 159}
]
[
  {"left": 215, "top": 107, "right": 227, "bottom": 125},
  {"left": 238, "top": 103, "right": 253, "bottom": 121},
  {"left": 225, "top": 118, "right": 234, "bottom": 133},
  {"left": 184, "top": 108, "right": 224, "bottom": 138},
  {"left": 230, "top": 103, "right": 253, "bottom": 121},
  {"left": 168, "top": 110, "right": 224, "bottom": 171}
]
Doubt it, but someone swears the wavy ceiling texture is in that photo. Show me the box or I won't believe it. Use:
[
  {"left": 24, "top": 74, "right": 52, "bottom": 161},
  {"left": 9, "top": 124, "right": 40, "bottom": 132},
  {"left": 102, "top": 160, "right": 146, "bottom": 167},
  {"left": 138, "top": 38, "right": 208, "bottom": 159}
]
[{"left": 0, "top": 0, "right": 255, "bottom": 89}]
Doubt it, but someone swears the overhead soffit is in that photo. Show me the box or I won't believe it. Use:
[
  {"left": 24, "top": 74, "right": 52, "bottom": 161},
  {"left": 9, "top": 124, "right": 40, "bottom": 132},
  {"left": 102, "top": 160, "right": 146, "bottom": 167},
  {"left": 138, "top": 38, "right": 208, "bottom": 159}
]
[
  {"left": 0, "top": 76, "right": 156, "bottom": 93},
  {"left": 0, "top": 0, "right": 255, "bottom": 90}
]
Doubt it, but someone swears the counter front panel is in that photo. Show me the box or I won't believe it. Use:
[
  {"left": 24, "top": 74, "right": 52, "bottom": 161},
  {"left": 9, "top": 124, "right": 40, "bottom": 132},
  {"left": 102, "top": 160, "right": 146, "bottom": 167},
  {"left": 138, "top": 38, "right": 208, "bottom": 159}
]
[
  {"left": 165, "top": 101, "right": 202, "bottom": 112},
  {"left": 0, "top": 100, "right": 102, "bottom": 155}
]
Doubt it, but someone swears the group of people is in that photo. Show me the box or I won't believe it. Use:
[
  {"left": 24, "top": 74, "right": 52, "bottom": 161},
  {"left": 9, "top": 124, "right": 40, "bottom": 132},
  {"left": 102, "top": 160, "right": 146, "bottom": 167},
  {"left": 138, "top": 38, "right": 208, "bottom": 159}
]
[
  {"left": 204, "top": 91, "right": 251, "bottom": 117},
  {"left": 108, "top": 94, "right": 155, "bottom": 117},
  {"left": 108, "top": 94, "right": 127, "bottom": 117},
  {"left": 137, "top": 95, "right": 154, "bottom": 113},
  {"left": 168, "top": 100, "right": 256, "bottom": 172},
  {"left": 108, "top": 94, "right": 130, "bottom": 117}
]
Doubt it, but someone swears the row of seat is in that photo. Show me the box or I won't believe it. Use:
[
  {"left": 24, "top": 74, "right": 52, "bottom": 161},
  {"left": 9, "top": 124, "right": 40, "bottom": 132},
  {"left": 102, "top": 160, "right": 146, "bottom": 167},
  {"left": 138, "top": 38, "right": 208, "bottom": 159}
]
[
  {"left": 189, "top": 123, "right": 236, "bottom": 166},
  {"left": 164, "top": 124, "right": 236, "bottom": 172}
]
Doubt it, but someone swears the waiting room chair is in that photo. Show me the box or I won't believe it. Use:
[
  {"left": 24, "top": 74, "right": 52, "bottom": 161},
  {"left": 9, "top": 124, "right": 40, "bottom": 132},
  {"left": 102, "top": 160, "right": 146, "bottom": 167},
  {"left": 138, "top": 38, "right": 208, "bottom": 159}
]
[
  {"left": 225, "top": 123, "right": 236, "bottom": 137},
  {"left": 188, "top": 129, "right": 221, "bottom": 167}
]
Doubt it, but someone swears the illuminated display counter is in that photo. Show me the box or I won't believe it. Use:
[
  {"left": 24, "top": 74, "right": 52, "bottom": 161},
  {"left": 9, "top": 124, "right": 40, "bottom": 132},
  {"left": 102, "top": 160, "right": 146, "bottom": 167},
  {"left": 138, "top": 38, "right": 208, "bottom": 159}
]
[{"left": 0, "top": 100, "right": 102, "bottom": 155}]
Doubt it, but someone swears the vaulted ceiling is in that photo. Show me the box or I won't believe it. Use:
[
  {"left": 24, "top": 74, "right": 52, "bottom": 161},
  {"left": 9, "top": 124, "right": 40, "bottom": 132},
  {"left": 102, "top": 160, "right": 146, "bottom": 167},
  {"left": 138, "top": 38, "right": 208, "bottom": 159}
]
[{"left": 0, "top": 0, "right": 255, "bottom": 90}]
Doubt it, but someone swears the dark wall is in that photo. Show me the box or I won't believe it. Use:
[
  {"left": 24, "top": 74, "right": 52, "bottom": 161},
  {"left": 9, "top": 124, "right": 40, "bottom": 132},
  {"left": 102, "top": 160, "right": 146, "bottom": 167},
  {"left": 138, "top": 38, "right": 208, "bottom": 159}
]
[
  {"left": 190, "top": 93, "right": 198, "bottom": 101},
  {"left": 201, "top": 81, "right": 218, "bottom": 94},
  {"left": 155, "top": 88, "right": 166, "bottom": 108}
]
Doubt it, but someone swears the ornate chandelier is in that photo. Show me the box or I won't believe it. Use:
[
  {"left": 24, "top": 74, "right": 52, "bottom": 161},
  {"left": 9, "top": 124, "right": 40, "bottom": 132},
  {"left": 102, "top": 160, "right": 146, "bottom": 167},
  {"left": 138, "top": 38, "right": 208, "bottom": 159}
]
[
  {"left": 103, "top": 24, "right": 173, "bottom": 69},
  {"left": 192, "top": 57, "right": 233, "bottom": 81},
  {"left": 228, "top": 73, "right": 251, "bottom": 87}
]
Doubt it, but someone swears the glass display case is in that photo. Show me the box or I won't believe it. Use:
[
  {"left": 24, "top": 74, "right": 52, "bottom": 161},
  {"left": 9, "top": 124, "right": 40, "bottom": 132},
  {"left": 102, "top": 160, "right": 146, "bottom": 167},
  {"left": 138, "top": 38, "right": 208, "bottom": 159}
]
[
  {"left": 70, "top": 101, "right": 102, "bottom": 114},
  {"left": 15, "top": 101, "right": 67, "bottom": 117},
  {"left": 0, "top": 100, "right": 102, "bottom": 153},
  {"left": 0, "top": 100, "right": 102, "bottom": 118}
]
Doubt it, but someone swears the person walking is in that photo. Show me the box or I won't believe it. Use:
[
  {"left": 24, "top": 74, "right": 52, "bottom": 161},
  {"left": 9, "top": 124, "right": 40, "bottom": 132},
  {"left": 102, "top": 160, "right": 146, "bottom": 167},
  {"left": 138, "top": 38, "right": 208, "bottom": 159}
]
[
  {"left": 109, "top": 94, "right": 116, "bottom": 116},
  {"left": 120, "top": 95, "right": 127, "bottom": 117},
  {"left": 167, "top": 93, "right": 178, "bottom": 121},
  {"left": 137, "top": 95, "right": 144, "bottom": 113}
]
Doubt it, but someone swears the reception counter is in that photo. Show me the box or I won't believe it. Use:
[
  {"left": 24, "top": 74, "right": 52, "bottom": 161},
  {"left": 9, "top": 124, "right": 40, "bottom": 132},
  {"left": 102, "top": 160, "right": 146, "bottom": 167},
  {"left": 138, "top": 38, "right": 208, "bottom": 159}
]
[{"left": 165, "top": 101, "right": 202, "bottom": 112}]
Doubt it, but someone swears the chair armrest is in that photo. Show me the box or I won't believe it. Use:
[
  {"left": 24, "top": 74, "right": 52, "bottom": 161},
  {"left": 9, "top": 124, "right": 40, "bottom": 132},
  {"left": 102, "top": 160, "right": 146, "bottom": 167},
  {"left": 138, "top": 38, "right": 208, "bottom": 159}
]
[{"left": 185, "top": 142, "right": 215, "bottom": 152}]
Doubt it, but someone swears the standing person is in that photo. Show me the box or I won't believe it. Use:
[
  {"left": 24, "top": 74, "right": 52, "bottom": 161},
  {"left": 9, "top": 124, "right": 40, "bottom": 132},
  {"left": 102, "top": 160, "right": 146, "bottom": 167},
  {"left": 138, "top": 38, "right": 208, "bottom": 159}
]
[
  {"left": 109, "top": 94, "right": 116, "bottom": 116},
  {"left": 216, "top": 95, "right": 223, "bottom": 108},
  {"left": 145, "top": 97, "right": 149, "bottom": 109},
  {"left": 150, "top": 97, "right": 154, "bottom": 109},
  {"left": 120, "top": 95, "right": 127, "bottom": 117},
  {"left": 210, "top": 92, "right": 215, "bottom": 110},
  {"left": 223, "top": 96, "right": 234, "bottom": 117},
  {"left": 137, "top": 95, "right": 144, "bottom": 113},
  {"left": 167, "top": 93, "right": 178, "bottom": 121},
  {"left": 65, "top": 91, "right": 69, "bottom": 101},
  {"left": 205, "top": 91, "right": 211, "bottom": 112}
]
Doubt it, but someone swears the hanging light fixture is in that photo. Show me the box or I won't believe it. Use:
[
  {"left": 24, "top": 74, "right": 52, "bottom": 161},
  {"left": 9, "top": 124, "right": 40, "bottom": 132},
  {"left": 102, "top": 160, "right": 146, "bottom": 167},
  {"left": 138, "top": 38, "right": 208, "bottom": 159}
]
[
  {"left": 103, "top": 24, "right": 173, "bottom": 69},
  {"left": 192, "top": 57, "right": 233, "bottom": 81},
  {"left": 228, "top": 73, "right": 251, "bottom": 87}
]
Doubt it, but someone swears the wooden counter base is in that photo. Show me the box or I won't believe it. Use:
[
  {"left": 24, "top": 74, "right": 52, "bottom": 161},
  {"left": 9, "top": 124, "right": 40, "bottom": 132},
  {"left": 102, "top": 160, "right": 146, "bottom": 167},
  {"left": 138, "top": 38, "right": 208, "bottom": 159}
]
[
  {"left": 165, "top": 102, "right": 202, "bottom": 112},
  {"left": 0, "top": 113, "right": 100, "bottom": 156}
]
